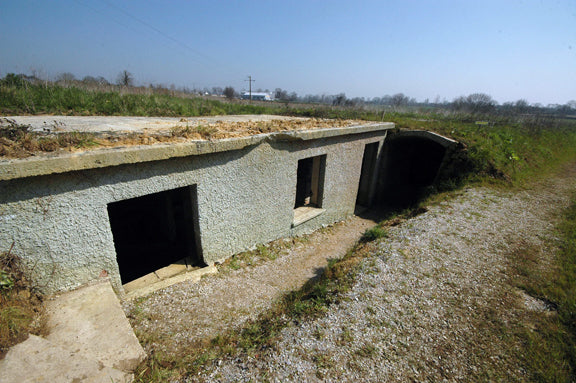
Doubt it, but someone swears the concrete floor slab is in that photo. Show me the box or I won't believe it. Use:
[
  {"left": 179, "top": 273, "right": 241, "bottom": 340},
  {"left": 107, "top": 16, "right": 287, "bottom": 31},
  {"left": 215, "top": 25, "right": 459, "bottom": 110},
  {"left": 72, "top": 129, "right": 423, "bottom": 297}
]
[
  {"left": 0, "top": 335, "right": 132, "bottom": 383},
  {"left": 124, "top": 264, "right": 218, "bottom": 300},
  {"left": 122, "top": 261, "right": 196, "bottom": 292},
  {"left": 45, "top": 279, "right": 146, "bottom": 372}
]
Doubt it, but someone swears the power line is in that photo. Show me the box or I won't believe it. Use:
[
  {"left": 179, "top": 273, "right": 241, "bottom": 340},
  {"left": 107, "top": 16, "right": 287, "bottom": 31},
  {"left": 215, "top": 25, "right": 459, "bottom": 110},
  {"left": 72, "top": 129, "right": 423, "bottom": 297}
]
[
  {"left": 99, "top": 0, "right": 213, "bottom": 64},
  {"left": 76, "top": 0, "right": 215, "bottom": 66},
  {"left": 72, "top": 0, "right": 245, "bottom": 86}
]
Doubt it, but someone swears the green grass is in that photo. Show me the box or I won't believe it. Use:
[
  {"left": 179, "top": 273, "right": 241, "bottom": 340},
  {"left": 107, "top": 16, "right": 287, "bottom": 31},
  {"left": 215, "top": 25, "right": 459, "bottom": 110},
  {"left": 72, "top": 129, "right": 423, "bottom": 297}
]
[
  {"left": 0, "top": 83, "right": 269, "bottom": 117},
  {"left": 361, "top": 226, "right": 389, "bottom": 242},
  {"left": 508, "top": 197, "right": 576, "bottom": 382}
]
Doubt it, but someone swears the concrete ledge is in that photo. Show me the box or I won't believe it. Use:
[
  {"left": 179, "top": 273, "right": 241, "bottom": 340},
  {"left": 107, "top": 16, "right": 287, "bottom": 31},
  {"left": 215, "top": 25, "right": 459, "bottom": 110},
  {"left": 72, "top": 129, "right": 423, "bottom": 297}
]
[
  {"left": 0, "top": 120, "right": 394, "bottom": 181},
  {"left": 0, "top": 135, "right": 264, "bottom": 181},
  {"left": 0, "top": 335, "right": 133, "bottom": 383},
  {"left": 274, "top": 122, "right": 394, "bottom": 141},
  {"left": 293, "top": 206, "right": 326, "bottom": 227},
  {"left": 393, "top": 130, "right": 458, "bottom": 147}
]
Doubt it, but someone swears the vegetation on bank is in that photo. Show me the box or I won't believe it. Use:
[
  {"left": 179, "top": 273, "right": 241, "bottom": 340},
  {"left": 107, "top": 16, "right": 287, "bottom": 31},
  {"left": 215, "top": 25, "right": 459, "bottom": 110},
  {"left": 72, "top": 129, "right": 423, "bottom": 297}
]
[{"left": 0, "top": 245, "right": 46, "bottom": 358}]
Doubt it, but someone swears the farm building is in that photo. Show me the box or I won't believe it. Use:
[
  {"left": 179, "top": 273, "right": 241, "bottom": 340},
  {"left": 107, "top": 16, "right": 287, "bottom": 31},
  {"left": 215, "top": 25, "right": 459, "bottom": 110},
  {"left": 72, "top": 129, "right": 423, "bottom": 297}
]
[
  {"left": 241, "top": 92, "right": 272, "bottom": 101},
  {"left": 0, "top": 115, "right": 457, "bottom": 296}
]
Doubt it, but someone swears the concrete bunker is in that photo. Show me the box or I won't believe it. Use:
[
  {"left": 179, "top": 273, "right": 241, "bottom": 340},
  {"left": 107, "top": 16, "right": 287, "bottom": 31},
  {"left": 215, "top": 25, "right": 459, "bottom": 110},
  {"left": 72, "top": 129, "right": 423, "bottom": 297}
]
[
  {"left": 377, "top": 131, "right": 457, "bottom": 206},
  {"left": 107, "top": 185, "right": 204, "bottom": 284},
  {"left": 0, "top": 116, "right": 464, "bottom": 295}
]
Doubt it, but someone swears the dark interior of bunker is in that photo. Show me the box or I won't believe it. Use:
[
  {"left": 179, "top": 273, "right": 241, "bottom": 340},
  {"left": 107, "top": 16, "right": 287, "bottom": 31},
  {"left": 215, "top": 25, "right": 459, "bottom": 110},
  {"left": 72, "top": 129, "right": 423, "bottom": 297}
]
[
  {"left": 107, "top": 186, "right": 204, "bottom": 284},
  {"left": 376, "top": 135, "right": 448, "bottom": 207}
]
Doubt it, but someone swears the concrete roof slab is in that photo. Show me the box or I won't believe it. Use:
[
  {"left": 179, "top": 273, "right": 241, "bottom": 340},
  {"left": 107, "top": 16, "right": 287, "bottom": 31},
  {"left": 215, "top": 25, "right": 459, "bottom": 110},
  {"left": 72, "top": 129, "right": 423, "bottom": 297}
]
[{"left": 0, "top": 115, "right": 394, "bottom": 180}]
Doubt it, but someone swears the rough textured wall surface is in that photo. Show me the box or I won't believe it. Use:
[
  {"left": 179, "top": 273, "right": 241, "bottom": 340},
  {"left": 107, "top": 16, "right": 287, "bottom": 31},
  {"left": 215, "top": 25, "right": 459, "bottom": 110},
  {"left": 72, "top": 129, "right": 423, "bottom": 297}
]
[{"left": 0, "top": 132, "right": 386, "bottom": 294}]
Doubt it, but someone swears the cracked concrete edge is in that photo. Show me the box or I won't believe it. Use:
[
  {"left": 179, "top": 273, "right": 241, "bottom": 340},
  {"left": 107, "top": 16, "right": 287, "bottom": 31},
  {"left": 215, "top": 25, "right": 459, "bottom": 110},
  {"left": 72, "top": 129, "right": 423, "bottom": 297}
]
[{"left": 0, "top": 122, "right": 394, "bottom": 181}]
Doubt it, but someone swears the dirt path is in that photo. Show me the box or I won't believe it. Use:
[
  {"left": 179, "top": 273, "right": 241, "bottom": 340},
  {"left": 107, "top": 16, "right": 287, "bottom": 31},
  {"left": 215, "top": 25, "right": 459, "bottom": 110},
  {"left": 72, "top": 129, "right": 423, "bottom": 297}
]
[{"left": 123, "top": 213, "right": 379, "bottom": 355}]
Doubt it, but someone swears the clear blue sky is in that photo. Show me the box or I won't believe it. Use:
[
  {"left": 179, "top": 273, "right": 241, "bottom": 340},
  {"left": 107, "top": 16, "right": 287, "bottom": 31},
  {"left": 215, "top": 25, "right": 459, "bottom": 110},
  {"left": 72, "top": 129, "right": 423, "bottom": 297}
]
[{"left": 1, "top": 0, "right": 575, "bottom": 105}]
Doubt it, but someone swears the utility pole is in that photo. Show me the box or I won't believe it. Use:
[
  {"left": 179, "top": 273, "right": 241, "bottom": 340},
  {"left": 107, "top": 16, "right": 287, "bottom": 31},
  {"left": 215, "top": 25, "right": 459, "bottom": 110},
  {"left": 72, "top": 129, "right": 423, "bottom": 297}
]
[{"left": 245, "top": 75, "right": 255, "bottom": 102}]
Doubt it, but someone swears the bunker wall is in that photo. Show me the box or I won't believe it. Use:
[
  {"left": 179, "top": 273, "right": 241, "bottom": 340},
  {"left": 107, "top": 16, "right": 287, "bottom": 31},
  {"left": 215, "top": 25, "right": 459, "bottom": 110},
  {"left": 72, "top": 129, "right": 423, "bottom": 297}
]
[{"left": 0, "top": 131, "right": 386, "bottom": 294}]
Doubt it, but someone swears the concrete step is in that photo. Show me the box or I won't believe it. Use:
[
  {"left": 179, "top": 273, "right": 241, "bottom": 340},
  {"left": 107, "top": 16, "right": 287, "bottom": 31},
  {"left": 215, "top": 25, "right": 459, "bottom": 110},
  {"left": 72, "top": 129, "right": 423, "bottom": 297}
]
[
  {"left": 0, "top": 334, "right": 132, "bottom": 383},
  {"left": 44, "top": 278, "right": 146, "bottom": 372},
  {"left": 124, "top": 264, "right": 218, "bottom": 300}
]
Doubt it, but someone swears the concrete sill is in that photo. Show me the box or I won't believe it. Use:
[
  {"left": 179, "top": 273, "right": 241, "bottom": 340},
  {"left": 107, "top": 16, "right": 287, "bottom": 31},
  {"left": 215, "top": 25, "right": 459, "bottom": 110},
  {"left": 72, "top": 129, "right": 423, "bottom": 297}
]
[
  {"left": 123, "top": 264, "right": 218, "bottom": 300},
  {"left": 293, "top": 206, "right": 325, "bottom": 227}
]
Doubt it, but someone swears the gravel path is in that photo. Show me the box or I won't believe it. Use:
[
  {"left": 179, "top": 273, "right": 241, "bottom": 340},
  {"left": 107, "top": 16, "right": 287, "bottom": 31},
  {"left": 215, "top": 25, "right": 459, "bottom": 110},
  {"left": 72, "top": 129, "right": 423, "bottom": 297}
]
[
  {"left": 124, "top": 167, "right": 576, "bottom": 382},
  {"left": 195, "top": 170, "right": 575, "bottom": 382}
]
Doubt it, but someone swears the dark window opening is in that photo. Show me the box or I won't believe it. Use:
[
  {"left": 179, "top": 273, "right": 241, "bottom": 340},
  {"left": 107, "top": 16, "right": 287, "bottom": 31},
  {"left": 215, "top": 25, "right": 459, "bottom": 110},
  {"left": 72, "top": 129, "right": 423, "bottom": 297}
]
[
  {"left": 107, "top": 186, "right": 204, "bottom": 284},
  {"left": 295, "top": 155, "right": 326, "bottom": 208}
]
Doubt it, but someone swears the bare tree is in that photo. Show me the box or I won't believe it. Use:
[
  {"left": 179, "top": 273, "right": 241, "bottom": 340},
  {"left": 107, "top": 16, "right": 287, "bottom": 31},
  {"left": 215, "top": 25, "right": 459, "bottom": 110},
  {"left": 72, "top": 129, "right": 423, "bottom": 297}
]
[
  {"left": 274, "top": 88, "right": 288, "bottom": 101},
  {"left": 332, "top": 93, "right": 347, "bottom": 106},
  {"left": 116, "top": 70, "right": 134, "bottom": 87},
  {"left": 466, "top": 93, "right": 497, "bottom": 114},
  {"left": 56, "top": 72, "right": 76, "bottom": 85},
  {"left": 451, "top": 93, "right": 497, "bottom": 114},
  {"left": 223, "top": 86, "right": 236, "bottom": 99},
  {"left": 391, "top": 93, "right": 409, "bottom": 108}
]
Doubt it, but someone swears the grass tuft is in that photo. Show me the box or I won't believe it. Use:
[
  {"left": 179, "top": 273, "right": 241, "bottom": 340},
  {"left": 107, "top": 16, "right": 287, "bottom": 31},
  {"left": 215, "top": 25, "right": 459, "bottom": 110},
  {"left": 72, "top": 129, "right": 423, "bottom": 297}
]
[{"left": 361, "top": 226, "right": 388, "bottom": 242}]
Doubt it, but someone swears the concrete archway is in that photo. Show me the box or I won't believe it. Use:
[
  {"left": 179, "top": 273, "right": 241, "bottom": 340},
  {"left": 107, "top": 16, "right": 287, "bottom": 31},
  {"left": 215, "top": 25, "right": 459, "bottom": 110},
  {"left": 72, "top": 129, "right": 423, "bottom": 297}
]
[{"left": 376, "top": 131, "right": 458, "bottom": 206}]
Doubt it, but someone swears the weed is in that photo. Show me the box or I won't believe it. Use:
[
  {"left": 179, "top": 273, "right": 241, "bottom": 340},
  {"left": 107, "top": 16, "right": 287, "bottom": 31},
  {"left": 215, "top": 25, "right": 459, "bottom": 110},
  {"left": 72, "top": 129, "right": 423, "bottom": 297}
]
[
  {"left": 313, "top": 352, "right": 335, "bottom": 369},
  {"left": 0, "top": 246, "right": 46, "bottom": 355},
  {"left": 256, "top": 244, "right": 277, "bottom": 261},
  {"left": 338, "top": 327, "right": 354, "bottom": 345},
  {"left": 361, "top": 226, "right": 389, "bottom": 242},
  {"left": 354, "top": 343, "right": 378, "bottom": 358},
  {"left": 313, "top": 327, "right": 325, "bottom": 340},
  {"left": 228, "top": 257, "right": 241, "bottom": 271},
  {"left": 364, "top": 306, "right": 376, "bottom": 315},
  {"left": 196, "top": 125, "right": 217, "bottom": 139}
]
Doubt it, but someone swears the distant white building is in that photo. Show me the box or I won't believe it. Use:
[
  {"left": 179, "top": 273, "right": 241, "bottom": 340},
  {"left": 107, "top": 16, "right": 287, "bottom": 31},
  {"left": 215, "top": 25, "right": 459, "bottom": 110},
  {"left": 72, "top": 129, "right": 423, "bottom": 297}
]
[{"left": 241, "top": 92, "right": 272, "bottom": 101}]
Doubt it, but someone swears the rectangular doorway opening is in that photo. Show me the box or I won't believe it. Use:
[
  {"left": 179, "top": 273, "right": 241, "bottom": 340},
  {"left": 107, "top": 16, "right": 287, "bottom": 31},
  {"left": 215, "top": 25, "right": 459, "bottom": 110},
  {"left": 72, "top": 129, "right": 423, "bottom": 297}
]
[
  {"left": 107, "top": 185, "right": 204, "bottom": 285},
  {"left": 356, "top": 142, "right": 380, "bottom": 208},
  {"left": 293, "top": 155, "right": 326, "bottom": 226}
]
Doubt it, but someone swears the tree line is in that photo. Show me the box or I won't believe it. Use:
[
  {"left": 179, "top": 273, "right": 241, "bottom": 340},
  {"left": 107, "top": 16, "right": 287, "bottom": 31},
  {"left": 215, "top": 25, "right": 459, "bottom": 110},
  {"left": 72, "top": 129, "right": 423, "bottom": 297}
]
[{"left": 1, "top": 71, "right": 575, "bottom": 118}]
